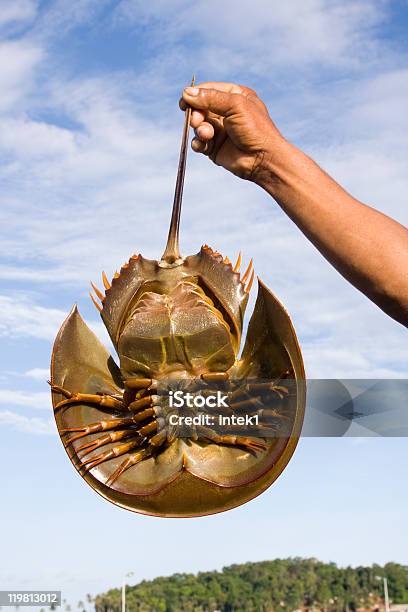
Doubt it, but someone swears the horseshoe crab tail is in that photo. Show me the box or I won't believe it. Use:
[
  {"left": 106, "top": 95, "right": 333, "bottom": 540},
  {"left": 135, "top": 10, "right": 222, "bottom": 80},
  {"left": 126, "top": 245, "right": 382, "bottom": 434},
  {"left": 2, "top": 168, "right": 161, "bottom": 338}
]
[{"left": 161, "top": 75, "right": 195, "bottom": 265}]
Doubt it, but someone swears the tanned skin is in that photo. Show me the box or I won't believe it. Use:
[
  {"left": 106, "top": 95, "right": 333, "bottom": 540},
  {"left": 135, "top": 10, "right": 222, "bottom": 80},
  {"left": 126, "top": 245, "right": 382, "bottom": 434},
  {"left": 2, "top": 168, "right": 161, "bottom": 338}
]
[{"left": 180, "top": 82, "right": 408, "bottom": 327}]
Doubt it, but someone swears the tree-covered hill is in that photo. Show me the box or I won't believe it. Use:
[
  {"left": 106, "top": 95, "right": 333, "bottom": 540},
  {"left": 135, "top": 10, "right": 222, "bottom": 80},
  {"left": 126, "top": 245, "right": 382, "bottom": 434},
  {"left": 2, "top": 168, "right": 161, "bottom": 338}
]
[{"left": 94, "top": 558, "right": 408, "bottom": 612}]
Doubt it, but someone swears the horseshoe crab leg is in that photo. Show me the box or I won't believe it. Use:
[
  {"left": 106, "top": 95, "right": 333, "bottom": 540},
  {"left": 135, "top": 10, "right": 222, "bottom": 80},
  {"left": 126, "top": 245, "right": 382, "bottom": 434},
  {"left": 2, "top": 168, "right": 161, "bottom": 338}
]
[
  {"left": 80, "top": 438, "right": 144, "bottom": 473},
  {"left": 105, "top": 448, "right": 152, "bottom": 487},
  {"left": 76, "top": 429, "right": 137, "bottom": 458},
  {"left": 229, "top": 372, "right": 291, "bottom": 403},
  {"left": 123, "top": 378, "right": 159, "bottom": 408},
  {"left": 201, "top": 372, "right": 229, "bottom": 382},
  {"left": 128, "top": 396, "right": 157, "bottom": 412},
  {"left": 50, "top": 383, "right": 123, "bottom": 411},
  {"left": 61, "top": 417, "right": 129, "bottom": 445},
  {"left": 124, "top": 378, "right": 157, "bottom": 390},
  {"left": 137, "top": 419, "right": 160, "bottom": 438},
  {"left": 196, "top": 426, "right": 267, "bottom": 452},
  {"left": 61, "top": 412, "right": 146, "bottom": 445},
  {"left": 83, "top": 420, "right": 163, "bottom": 482},
  {"left": 149, "top": 429, "right": 168, "bottom": 447}
]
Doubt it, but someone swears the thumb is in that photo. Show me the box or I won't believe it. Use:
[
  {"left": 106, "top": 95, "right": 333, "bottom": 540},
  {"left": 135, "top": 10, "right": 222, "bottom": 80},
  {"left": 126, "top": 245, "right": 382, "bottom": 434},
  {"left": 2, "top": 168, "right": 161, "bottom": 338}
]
[{"left": 182, "top": 86, "right": 244, "bottom": 117}]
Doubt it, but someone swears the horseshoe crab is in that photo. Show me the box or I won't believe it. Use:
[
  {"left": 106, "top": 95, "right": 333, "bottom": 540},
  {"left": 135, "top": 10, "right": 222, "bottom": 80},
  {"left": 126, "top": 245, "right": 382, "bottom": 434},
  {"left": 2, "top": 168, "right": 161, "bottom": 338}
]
[{"left": 50, "top": 87, "right": 306, "bottom": 517}]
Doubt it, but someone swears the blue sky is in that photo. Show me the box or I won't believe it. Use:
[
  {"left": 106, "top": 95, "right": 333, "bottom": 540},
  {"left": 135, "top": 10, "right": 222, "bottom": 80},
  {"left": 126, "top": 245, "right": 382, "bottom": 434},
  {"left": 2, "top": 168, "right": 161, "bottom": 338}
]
[{"left": 0, "top": 0, "right": 407, "bottom": 608}]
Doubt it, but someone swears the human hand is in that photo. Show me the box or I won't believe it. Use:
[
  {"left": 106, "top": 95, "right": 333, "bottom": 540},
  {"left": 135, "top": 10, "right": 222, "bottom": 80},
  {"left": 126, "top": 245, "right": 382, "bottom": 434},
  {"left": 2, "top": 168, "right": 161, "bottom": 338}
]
[{"left": 180, "top": 81, "right": 285, "bottom": 182}]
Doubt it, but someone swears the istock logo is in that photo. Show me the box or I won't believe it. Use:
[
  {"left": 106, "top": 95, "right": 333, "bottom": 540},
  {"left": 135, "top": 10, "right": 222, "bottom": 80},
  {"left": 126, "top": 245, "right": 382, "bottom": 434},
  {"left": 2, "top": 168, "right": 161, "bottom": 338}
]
[{"left": 168, "top": 390, "right": 229, "bottom": 409}]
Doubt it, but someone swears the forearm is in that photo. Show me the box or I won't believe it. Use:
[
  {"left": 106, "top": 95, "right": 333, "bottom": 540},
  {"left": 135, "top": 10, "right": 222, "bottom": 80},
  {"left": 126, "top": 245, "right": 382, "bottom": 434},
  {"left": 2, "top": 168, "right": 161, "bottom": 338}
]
[{"left": 255, "top": 139, "right": 408, "bottom": 326}]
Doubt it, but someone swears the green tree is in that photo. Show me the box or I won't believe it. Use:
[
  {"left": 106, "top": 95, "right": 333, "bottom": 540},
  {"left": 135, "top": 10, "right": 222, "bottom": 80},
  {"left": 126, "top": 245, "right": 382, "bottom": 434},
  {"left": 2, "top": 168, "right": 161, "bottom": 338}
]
[{"left": 93, "top": 558, "right": 408, "bottom": 612}]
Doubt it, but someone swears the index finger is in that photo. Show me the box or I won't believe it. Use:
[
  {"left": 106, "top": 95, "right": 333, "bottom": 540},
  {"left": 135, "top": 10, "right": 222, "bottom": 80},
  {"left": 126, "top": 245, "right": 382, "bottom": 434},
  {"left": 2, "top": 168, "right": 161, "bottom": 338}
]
[
  {"left": 193, "top": 82, "right": 247, "bottom": 94},
  {"left": 196, "top": 82, "right": 268, "bottom": 112},
  {"left": 180, "top": 81, "right": 265, "bottom": 113},
  {"left": 179, "top": 83, "right": 245, "bottom": 110},
  {"left": 179, "top": 83, "right": 246, "bottom": 113}
]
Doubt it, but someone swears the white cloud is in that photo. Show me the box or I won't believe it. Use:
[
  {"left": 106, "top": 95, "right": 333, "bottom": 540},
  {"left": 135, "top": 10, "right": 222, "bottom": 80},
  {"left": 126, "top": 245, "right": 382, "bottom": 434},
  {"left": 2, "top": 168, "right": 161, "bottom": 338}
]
[
  {"left": 0, "top": 389, "right": 50, "bottom": 410},
  {"left": 25, "top": 367, "right": 50, "bottom": 381},
  {"left": 0, "top": 41, "right": 43, "bottom": 112},
  {"left": 0, "top": 265, "right": 78, "bottom": 283},
  {"left": 115, "top": 0, "right": 385, "bottom": 70},
  {"left": 348, "top": 69, "right": 408, "bottom": 137},
  {"left": 32, "top": 0, "right": 111, "bottom": 39},
  {"left": 0, "top": 74, "right": 181, "bottom": 274},
  {"left": 0, "top": 118, "right": 76, "bottom": 159},
  {"left": 0, "top": 294, "right": 68, "bottom": 341},
  {"left": 0, "top": 409, "right": 55, "bottom": 434},
  {"left": 0, "top": 0, "right": 38, "bottom": 29},
  {"left": 0, "top": 294, "right": 107, "bottom": 345}
]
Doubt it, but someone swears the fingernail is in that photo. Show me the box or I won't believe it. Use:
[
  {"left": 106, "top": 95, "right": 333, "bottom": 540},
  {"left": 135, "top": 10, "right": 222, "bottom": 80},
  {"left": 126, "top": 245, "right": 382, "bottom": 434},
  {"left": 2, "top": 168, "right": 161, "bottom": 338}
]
[{"left": 184, "top": 87, "right": 199, "bottom": 96}]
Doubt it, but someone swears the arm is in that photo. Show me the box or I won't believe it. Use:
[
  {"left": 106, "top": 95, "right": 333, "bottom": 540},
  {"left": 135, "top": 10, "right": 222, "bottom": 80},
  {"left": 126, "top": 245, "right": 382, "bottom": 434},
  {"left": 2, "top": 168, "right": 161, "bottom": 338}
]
[{"left": 181, "top": 82, "right": 408, "bottom": 327}]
